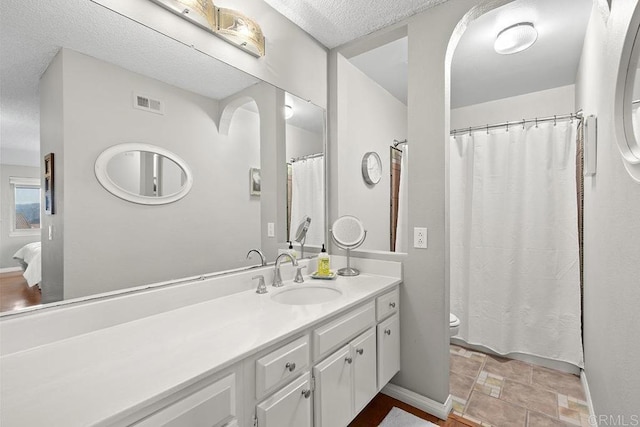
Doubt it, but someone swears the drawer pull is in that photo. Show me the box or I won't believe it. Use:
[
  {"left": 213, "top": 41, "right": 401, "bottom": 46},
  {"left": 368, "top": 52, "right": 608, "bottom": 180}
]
[
  {"left": 356, "top": 348, "right": 364, "bottom": 355},
  {"left": 302, "top": 389, "right": 311, "bottom": 399},
  {"left": 384, "top": 329, "right": 392, "bottom": 336},
  {"left": 389, "top": 302, "right": 396, "bottom": 308},
  {"left": 345, "top": 357, "right": 353, "bottom": 364},
  {"left": 285, "top": 362, "right": 296, "bottom": 372}
]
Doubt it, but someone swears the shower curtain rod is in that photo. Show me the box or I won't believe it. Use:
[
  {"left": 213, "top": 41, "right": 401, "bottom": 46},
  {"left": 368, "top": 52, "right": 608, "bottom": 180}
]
[
  {"left": 393, "top": 139, "right": 408, "bottom": 147},
  {"left": 450, "top": 111, "right": 583, "bottom": 136},
  {"left": 290, "top": 152, "right": 324, "bottom": 163}
]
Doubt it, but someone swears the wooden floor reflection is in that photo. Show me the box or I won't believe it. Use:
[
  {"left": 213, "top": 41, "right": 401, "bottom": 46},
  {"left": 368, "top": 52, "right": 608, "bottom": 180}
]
[{"left": 0, "top": 271, "right": 41, "bottom": 313}]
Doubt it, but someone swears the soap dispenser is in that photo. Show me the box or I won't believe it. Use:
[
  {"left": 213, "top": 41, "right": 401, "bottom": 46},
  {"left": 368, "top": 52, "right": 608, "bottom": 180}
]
[{"left": 317, "top": 244, "right": 331, "bottom": 276}]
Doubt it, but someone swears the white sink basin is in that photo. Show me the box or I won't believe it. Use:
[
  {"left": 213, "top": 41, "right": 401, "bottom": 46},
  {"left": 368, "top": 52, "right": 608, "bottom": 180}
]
[{"left": 271, "top": 285, "right": 343, "bottom": 305}]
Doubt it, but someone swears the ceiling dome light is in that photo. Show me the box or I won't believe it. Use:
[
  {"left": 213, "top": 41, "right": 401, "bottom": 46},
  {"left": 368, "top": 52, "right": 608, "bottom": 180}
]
[
  {"left": 284, "top": 105, "right": 294, "bottom": 119},
  {"left": 494, "top": 22, "right": 538, "bottom": 55}
]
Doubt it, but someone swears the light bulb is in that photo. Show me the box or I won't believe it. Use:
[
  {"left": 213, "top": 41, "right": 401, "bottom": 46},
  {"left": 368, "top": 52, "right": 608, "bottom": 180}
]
[
  {"left": 284, "top": 105, "right": 294, "bottom": 119},
  {"left": 494, "top": 22, "right": 537, "bottom": 55}
]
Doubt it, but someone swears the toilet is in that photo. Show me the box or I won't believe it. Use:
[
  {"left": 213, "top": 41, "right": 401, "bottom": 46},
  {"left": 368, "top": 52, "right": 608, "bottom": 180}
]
[{"left": 449, "top": 313, "right": 460, "bottom": 338}]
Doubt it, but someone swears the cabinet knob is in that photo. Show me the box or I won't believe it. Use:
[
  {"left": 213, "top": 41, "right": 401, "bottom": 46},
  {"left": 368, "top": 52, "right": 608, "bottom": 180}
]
[
  {"left": 384, "top": 329, "right": 392, "bottom": 336},
  {"left": 285, "top": 362, "right": 296, "bottom": 372},
  {"left": 345, "top": 357, "right": 353, "bottom": 364},
  {"left": 389, "top": 302, "right": 396, "bottom": 308},
  {"left": 301, "top": 389, "right": 311, "bottom": 399},
  {"left": 356, "top": 348, "right": 364, "bottom": 355}
]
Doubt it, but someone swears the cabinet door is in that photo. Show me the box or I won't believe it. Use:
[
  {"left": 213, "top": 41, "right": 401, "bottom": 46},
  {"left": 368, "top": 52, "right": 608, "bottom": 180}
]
[
  {"left": 256, "top": 372, "right": 312, "bottom": 427},
  {"left": 351, "top": 327, "right": 377, "bottom": 413},
  {"left": 377, "top": 313, "right": 400, "bottom": 390},
  {"left": 313, "top": 345, "right": 353, "bottom": 427}
]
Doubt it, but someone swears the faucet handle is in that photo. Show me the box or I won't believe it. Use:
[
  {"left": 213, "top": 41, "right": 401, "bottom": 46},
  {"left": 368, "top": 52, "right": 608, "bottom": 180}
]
[
  {"left": 294, "top": 265, "right": 306, "bottom": 283},
  {"left": 253, "top": 275, "right": 267, "bottom": 294}
]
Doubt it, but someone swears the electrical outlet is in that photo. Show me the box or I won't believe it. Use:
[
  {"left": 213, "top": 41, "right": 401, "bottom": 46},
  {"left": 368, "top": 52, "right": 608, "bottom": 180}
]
[
  {"left": 414, "top": 227, "right": 427, "bottom": 249},
  {"left": 267, "top": 222, "right": 275, "bottom": 238}
]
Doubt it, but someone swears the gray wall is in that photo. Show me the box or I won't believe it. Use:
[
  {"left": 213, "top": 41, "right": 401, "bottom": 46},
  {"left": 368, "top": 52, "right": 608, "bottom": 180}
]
[
  {"left": 576, "top": 0, "right": 640, "bottom": 416},
  {"left": 40, "top": 52, "right": 65, "bottom": 303},
  {"left": 0, "top": 165, "right": 40, "bottom": 269},
  {"left": 93, "top": 0, "right": 327, "bottom": 109},
  {"left": 41, "top": 49, "right": 263, "bottom": 300},
  {"left": 330, "top": 0, "right": 512, "bottom": 409},
  {"left": 451, "top": 85, "right": 575, "bottom": 130},
  {"left": 285, "top": 124, "right": 323, "bottom": 161},
  {"left": 335, "top": 55, "right": 408, "bottom": 252}
]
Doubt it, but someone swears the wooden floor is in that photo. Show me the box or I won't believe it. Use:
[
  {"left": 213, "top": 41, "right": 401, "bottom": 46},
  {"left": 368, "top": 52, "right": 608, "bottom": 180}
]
[
  {"left": 0, "top": 271, "right": 41, "bottom": 312},
  {"left": 349, "top": 393, "right": 478, "bottom": 427}
]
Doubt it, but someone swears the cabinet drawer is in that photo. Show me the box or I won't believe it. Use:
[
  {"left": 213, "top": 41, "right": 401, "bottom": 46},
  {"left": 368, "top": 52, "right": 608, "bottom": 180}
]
[
  {"left": 134, "top": 373, "right": 235, "bottom": 427},
  {"left": 376, "top": 288, "right": 399, "bottom": 321},
  {"left": 256, "top": 372, "right": 312, "bottom": 427},
  {"left": 312, "top": 301, "right": 375, "bottom": 361},
  {"left": 256, "top": 336, "right": 309, "bottom": 398}
]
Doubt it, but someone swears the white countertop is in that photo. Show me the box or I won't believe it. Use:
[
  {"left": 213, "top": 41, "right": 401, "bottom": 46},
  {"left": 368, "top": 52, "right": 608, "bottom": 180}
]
[{"left": 0, "top": 273, "right": 400, "bottom": 426}]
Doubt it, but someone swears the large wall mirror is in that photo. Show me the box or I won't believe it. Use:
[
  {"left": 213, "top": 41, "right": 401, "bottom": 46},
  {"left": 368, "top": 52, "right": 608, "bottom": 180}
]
[
  {"left": 617, "top": 1, "right": 640, "bottom": 182},
  {"left": 0, "top": 1, "right": 326, "bottom": 315}
]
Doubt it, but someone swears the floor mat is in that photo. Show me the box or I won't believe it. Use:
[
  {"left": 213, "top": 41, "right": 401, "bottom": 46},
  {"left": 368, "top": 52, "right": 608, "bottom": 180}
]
[{"left": 378, "top": 407, "right": 438, "bottom": 427}]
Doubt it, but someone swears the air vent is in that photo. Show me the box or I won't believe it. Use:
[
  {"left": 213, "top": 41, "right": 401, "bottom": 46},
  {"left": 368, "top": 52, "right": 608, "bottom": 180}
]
[{"left": 133, "top": 92, "right": 164, "bottom": 115}]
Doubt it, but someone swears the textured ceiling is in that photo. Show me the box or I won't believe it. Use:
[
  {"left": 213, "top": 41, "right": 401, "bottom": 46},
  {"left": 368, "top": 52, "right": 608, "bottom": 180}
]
[
  {"left": 348, "top": 0, "right": 592, "bottom": 108},
  {"left": 262, "top": 0, "right": 448, "bottom": 48},
  {"left": 0, "top": 0, "right": 259, "bottom": 166}
]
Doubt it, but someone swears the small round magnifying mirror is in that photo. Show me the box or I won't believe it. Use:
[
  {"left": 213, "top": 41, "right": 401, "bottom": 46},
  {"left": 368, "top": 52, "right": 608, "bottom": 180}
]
[
  {"left": 331, "top": 215, "right": 366, "bottom": 276},
  {"left": 293, "top": 216, "right": 312, "bottom": 258}
]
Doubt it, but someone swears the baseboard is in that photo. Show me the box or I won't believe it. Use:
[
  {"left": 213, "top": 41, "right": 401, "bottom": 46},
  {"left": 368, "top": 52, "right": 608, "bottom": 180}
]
[
  {"left": 381, "top": 383, "right": 452, "bottom": 420},
  {"left": 580, "top": 370, "right": 597, "bottom": 424},
  {"left": 0, "top": 267, "right": 22, "bottom": 274}
]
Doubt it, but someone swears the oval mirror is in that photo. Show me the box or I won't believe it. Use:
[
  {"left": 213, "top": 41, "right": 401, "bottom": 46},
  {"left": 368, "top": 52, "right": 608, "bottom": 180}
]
[
  {"left": 617, "top": 3, "right": 640, "bottom": 181},
  {"left": 95, "top": 143, "right": 193, "bottom": 205}
]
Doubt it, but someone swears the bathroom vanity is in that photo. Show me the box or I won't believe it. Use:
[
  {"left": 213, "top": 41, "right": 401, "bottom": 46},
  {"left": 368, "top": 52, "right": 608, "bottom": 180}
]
[{"left": 0, "top": 259, "right": 401, "bottom": 427}]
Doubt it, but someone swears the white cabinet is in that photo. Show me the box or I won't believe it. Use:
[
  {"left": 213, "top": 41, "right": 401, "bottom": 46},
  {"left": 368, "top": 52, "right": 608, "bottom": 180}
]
[
  {"left": 313, "top": 344, "right": 353, "bottom": 427},
  {"left": 351, "top": 327, "right": 377, "bottom": 413},
  {"left": 133, "top": 373, "right": 237, "bottom": 427},
  {"left": 251, "top": 285, "right": 400, "bottom": 427},
  {"left": 377, "top": 313, "right": 400, "bottom": 389},
  {"left": 255, "top": 336, "right": 309, "bottom": 399},
  {"left": 313, "top": 327, "right": 377, "bottom": 427},
  {"left": 256, "top": 372, "right": 312, "bottom": 427},
  {"left": 312, "top": 301, "right": 375, "bottom": 361}
]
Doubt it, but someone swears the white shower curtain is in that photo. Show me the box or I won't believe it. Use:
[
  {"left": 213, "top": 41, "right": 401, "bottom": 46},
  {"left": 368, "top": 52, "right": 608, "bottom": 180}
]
[
  {"left": 450, "top": 121, "right": 584, "bottom": 367},
  {"left": 395, "top": 146, "right": 409, "bottom": 252},
  {"left": 290, "top": 156, "right": 325, "bottom": 247}
]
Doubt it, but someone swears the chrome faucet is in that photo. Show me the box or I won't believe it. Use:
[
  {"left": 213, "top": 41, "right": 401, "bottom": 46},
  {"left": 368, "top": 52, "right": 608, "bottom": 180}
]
[
  {"left": 253, "top": 275, "right": 267, "bottom": 294},
  {"left": 246, "top": 248, "right": 267, "bottom": 266},
  {"left": 272, "top": 253, "right": 298, "bottom": 287}
]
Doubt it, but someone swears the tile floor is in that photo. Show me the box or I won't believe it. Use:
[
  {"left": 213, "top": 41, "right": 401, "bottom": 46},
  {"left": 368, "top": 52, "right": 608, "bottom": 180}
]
[{"left": 450, "top": 345, "right": 591, "bottom": 427}]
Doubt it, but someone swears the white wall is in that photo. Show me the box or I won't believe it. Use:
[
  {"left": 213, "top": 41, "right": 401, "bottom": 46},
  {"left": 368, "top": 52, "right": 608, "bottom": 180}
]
[
  {"left": 0, "top": 165, "right": 40, "bottom": 269},
  {"left": 41, "top": 49, "right": 262, "bottom": 300},
  {"left": 451, "top": 85, "right": 575, "bottom": 130},
  {"left": 336, "top": 56, "right": 408, "bottom": 251},
  {"left": 92, "top": 0, "right": 327, "bottom": 109},
  {"left": 576, "top": 0, "right": 640, "bottom": 417}
]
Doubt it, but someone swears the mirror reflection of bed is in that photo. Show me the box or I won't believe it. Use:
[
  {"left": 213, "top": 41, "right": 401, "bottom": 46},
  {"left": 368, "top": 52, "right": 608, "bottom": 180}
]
[{"left": 1, "top": 244, "right": 42, "bottom": 312}]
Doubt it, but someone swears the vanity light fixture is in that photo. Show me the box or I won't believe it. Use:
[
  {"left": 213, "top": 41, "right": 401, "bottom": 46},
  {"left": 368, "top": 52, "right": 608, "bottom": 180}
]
[
  {"left": 149, "top": 0, "right": 265, "bottom": 57},
  {"left": 284, "top": 105, "right": 294, "bottom": 119},
  {"left": 494, "top": 22, "right": 538, "bottom": 55}
]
